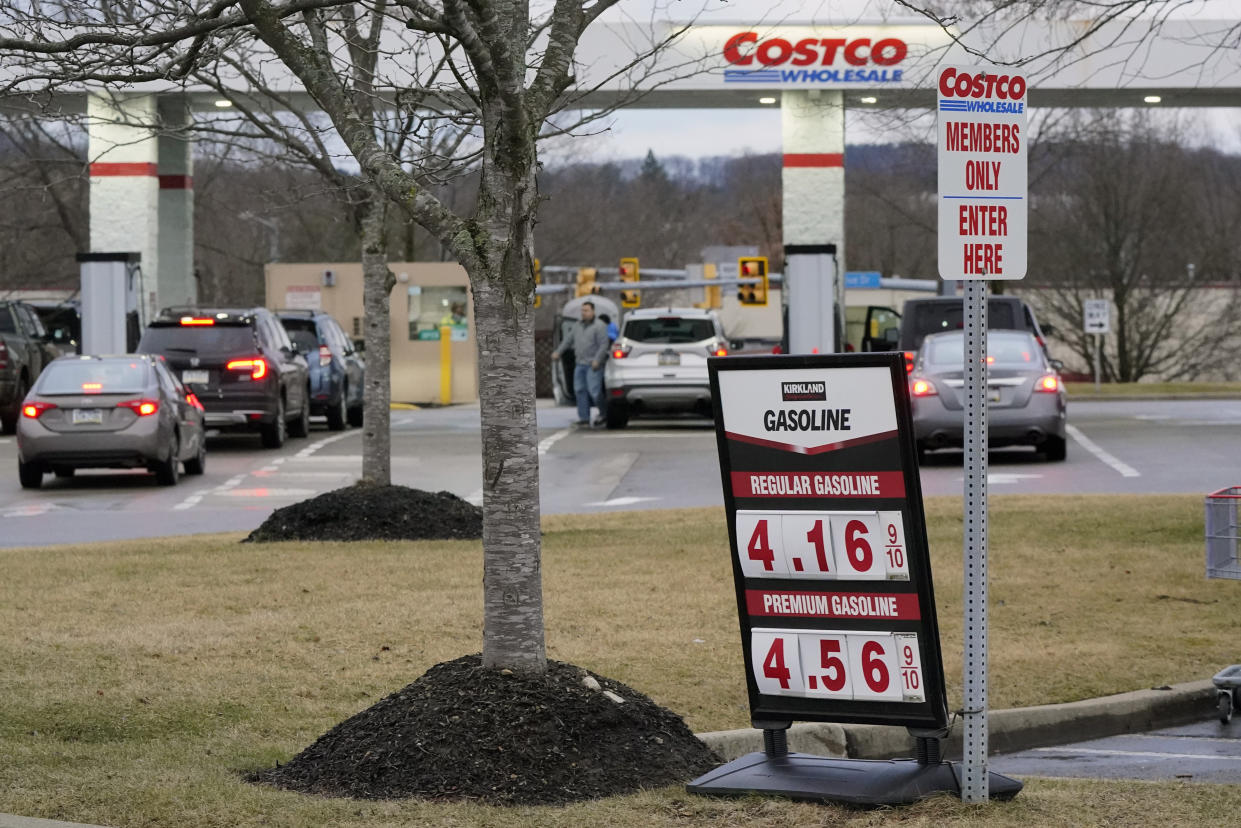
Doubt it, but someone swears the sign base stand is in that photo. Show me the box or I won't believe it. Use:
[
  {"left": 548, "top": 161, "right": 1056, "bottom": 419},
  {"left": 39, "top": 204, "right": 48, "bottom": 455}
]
[{"left": 687, "top": 729, "right": 1022, "bottom": 806}]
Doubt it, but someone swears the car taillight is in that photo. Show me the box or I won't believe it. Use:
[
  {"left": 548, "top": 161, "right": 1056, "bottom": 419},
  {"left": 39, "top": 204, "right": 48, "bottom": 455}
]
[
  {"left": 771, "top": 344, "right": 782, "bottom": 355},
  {"left": 226, "top": 357, "right": 268, "bottom": 380},
  {"left": 180, "top": 317, "right": 215, "bottom": 326},
  {"left": 904, "top": 351, "right": 915, "bottom": 374},
  {"left": 0, "top": 340, "right": 7, "bottom": 369},
  {"left": 611, "top": 347, "right": 629, "bottom": 359},
  {"left": 911, "top": 379, "right": 937, "bottom": 397},
  {"left": 185, "top": 393, "right": 204, "bottom": 411},
  {"left": 119, "top": 399, "right": 160, "bottom": 416},
  {"left": 22, "top": 401, "right": 56, "bottom": 419},
  {"left": 709, "top": 345, "right": 728, "bottom": 357},
  {"left": 1036, "top": 374, "right": 1060, "bottom": 392},
  {"left": 318, "top": 345, "right": 332, "bottom": 367}
]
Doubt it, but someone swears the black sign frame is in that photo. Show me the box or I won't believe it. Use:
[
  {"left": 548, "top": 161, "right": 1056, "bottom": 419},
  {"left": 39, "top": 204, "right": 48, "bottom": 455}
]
[{"left": 708, "top": 352, "right": 949, "bottom": 731}]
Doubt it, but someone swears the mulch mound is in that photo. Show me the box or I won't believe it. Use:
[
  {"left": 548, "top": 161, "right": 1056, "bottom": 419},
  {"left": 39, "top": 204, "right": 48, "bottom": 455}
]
[
  {"left": 243, "top": 484, "right": 482, "bottom": 543},
  {"left": 249, "top": 654, "right": 721, "bottom": 805}
]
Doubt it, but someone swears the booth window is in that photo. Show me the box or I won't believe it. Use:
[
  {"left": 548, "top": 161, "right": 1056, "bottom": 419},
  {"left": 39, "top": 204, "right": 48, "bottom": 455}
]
[{"left": 409, "top": 286, "right": 469, "bottom": 341}]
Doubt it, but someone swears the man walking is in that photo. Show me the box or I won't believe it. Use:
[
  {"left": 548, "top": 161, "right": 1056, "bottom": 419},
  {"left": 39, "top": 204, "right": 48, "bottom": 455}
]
[{"left": 552, "top": 300, "right": 611, "bottom": 426}]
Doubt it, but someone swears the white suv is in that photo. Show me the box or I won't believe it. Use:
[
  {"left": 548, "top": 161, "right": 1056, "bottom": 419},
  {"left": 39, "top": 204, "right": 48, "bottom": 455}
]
[{"left": 603, "top": 308, "right": 732, "bottom": 429}]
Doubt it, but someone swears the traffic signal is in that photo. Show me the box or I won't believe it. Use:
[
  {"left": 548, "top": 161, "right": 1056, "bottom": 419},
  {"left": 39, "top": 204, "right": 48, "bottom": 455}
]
[
  {"left": 619, "top": 256, "right": 640, "bottom": 308},
  {"left": 575, "top": 267, "right": 598, "bottom": 298},
  {"left": 738, "top": 256, "right": 768, "bottom": 306},
  {"left": 533, "top": 257, "right": 541, "bottom": 308}
]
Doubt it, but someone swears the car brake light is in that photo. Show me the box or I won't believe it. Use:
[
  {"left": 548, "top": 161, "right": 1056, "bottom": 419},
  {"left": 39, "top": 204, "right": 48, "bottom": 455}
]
[
  {"left": 771, "top": 345, "right": 782, "bottom": 354},
  {"left": 713, "top": 348, "right": 728, "bottom": 357},
  {"left": 119, "top": 399, "right": 159, "bottom": 416},
  {"left": 0, "top": 340, "right": 7, "bottom": 369},
  {"left": 185, "top": 392, "right": 204, "bottom": 411},
  {"left": 226, "top": 357, "right": 268, "bottom": 379},
  {"left": 911, "top": 379, "right": 937, "bottom": 397},
  {"left": 180, "top": 317, "right": 215, "bottom": 326},
  {"left": 1036, "top": 374, "right": 1060, "bottom": 392},
  {"left": 22, "top": 401, "right": 56, "bottom": 419},
  {"left": 82, "top": 383, "right": 103, "bottom": 392},
  {"left": 611, "top": 347, "right": 629, "bottom": 359},
  {"left": 904, "top": 351, "right": 915, "bottom": 374},
  {"left": 318, "top": 345, "right": 332, "bottom": 367}
]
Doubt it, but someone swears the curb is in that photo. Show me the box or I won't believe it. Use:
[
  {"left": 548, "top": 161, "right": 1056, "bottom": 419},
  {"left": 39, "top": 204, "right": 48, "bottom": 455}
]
[
  {"left": 696, "top": 678, "right": 1217, "bottom": 762},
  {"left": 0, "top": 816, "right": 106, "bottom": 828},
  {"left": 1066, "top": 393, "right": 1241, "bottom": 402}
]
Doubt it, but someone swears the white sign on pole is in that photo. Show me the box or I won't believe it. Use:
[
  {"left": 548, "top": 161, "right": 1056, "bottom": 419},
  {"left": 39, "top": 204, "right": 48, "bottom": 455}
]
[
  {"left": 284, "top": 285, "right": 322, "bottom": 310},
  {"left": 1083, "top": 299, "right": 1111, "bottom": 334},
  {"left": 937, "top": 66, "right": 1028, "bottom": 280}
]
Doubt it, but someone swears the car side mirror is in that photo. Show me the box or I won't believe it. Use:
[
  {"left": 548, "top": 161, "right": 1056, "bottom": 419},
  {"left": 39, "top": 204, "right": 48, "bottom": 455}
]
[
  {"left": 731, "top": 339, "right": 745, "bottom": 351},
  {"left": 352, "top": 338, "right": 366, "bottom": 353},
  {"left": 1041, "top": 324, "right": 1058, "bottom": 338},
  {"left": 1049, "top": 358, "right": 1065, "bottom": 372}
]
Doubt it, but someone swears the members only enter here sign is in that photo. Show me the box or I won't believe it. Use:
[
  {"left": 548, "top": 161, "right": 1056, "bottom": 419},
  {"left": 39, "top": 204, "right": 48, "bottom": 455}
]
[{"left": 937, "top": 66, "right": 1028, "bottom": 281}]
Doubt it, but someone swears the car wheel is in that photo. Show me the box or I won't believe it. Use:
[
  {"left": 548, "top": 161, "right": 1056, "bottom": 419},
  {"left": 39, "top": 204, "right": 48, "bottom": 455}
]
[
  {"left": 184, "top": 438, "right": 206, "bottom": 476},
  {"left": 154, "top": 434, "right": 181, "bottom": 486},
  {"left": 347, "top": 402, "right": 364, "bottom": 428},
  {"left": 1043, "top": 434, "right": 1067, "bottom": 462},
  {"left": 605, "top": 403, "right": 629, "bottom": 430},
  {"left": 327, "top": 386, "right": 347, "bottom": 431},
  {"left": 261, "top": 397, "right": 287, "bottom": 449},
  {"left": 0, "top": 378, "right": 28, "bottom": 435},
  {"left": 53, "top": 466, "right": 75, "bottom": 479},
  {"left": 289, "top": 389, "right": 311, "bottom": 439},
  {"left": 18, "top": 460, "right": 42, "bottom": 490},
  {"left": 1220, "top": 693, "right": 1234, "bottom": 725}
]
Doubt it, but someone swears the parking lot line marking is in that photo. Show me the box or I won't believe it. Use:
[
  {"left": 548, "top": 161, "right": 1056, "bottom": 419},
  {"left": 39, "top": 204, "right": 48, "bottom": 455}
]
[
  {"left": 295, "top": 431, "right": 357, "bottom": 460},
  {"left": 0, "top": 438, "right": 11, "bottom": 444},
  {"left": 1066, "top": 424, "right": 1140, "bottom": 477},
  {"left": 1032, "top": 747, "right": 1241, "bottom": 761},
  {"left": 538, "top": 428, "right": 569, "bottom": 457}
]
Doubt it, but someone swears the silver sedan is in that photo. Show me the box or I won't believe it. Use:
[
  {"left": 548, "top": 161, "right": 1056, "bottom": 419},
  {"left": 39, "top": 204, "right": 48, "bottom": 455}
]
[
  {"left": 16, "top": 354, "right": 207, "bottom": 489},
  {"left": 910, "top": 329, "right": 1067, "bottom": 461}
]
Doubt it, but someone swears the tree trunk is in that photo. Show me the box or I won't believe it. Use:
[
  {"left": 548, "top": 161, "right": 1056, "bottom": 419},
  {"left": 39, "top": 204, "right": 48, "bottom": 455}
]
[
  {"left": 470, "top": 161, "right": 546, "bottom": 674},
  {"left": 360, "top": 189, "right": 394, "bottom": 485}
]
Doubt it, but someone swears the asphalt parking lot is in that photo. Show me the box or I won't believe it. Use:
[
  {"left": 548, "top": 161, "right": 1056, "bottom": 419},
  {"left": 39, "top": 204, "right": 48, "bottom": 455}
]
[{"left": 0, "top": 397, "right": 1239, "bottom": 547}]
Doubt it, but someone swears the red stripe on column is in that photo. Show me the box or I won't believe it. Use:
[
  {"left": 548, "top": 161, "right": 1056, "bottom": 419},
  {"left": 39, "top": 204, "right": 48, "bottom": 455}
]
[
  {"left": 783, "top": 153, "right": 844, "bottom": 168},
  {"left": 89, "top": 162, "right": 158, "bottom": 177},
  {"left": 159, "top": 175, "right": 194, "bottom": 189}
]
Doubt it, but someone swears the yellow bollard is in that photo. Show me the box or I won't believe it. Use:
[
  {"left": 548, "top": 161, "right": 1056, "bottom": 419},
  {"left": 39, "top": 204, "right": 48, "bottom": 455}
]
[{"left": 439, "top": 324, "right": 452, "bottom": 405}]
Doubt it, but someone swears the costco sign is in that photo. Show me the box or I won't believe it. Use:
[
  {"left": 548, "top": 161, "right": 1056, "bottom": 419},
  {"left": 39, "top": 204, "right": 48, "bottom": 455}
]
[
  {"left": 696, "top": 25, "right": 947, "bottom": 87},
  {"left": 937, "top": 66, "right": 1028, "bottom": 280}
]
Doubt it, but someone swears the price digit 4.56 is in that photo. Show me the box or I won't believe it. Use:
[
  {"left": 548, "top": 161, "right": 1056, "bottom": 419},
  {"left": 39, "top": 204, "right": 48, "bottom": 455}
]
[{"left": 751, "top": 631, "right": 803, "bottom": 696}]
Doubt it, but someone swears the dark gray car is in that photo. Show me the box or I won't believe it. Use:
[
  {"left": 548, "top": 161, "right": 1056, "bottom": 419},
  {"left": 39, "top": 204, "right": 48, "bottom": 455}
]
[
  {"left": 910, "top": 329, "right": 1067, "bottom": 461},
  {"left": 276, "top": 310, "right": 365, "bottom": 430},
  {"left": 16, "top": 354, "right": 207, "bottom": 489}
]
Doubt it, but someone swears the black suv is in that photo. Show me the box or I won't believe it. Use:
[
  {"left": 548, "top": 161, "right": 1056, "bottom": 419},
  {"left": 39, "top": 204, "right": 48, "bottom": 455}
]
[
  {"left": 276, "top": 310, "right": 365, "bottom": 431},
  {"left": 138, "top": 307, "right": 311, "bottom": 448},
  {"left": 1, "top": 300, "right": 57, "bottom": 434}
]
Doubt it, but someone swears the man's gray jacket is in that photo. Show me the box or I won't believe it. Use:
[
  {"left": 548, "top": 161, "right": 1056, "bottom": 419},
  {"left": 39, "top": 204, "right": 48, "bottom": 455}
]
[{"left": 556, "top": 319, "right": 612, "bottom": 366}]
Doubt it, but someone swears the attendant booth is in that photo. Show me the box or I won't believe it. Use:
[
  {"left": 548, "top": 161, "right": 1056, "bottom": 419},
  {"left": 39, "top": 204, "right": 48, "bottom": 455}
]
[{"left": 265, "top": 262, "right": 479, "bottom": 404}]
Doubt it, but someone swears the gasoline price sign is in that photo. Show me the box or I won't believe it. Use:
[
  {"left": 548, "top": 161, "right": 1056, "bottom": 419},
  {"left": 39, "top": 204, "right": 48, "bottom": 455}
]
[
  {"left": 709, "top": 353, "right": 948, "bottom": 729},
  {"left": 937, "top": 65, "right": 1028, "bottom": 281}
]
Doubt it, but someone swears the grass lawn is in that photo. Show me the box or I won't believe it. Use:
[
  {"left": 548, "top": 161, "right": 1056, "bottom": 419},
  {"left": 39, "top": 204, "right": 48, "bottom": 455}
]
[
  {"left": 1, "top": 494, "right": 1238, "bottom": 826},
  {"left": 1065, "top": 381, "right": 1241, "bottom": 398}
]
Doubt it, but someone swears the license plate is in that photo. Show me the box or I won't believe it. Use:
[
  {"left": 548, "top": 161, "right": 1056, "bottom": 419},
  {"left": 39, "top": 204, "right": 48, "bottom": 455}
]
[
  {"left": 988, "top": 389, "right": 1002, "bottom": 403},
  {"left": 657, "top": 352, "right": 681, "bottom": 366},
  {"left": 183, "top": 370, "right": 209, "bottom": 385},
  {"left": 72, "top": 408, "right": 103, "bottom": 425}
]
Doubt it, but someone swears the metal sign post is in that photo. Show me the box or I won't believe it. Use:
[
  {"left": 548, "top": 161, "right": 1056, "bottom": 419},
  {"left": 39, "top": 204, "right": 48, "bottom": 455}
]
[
  {"left": 937, "top": 65, "right": 1029, "bottom": 803},
  {"left": 961, "top": 278, "right": 989, "bottom": 801}
]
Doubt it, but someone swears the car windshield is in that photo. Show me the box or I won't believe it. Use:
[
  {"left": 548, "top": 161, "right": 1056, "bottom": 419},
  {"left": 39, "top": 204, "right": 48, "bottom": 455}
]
[
  {"left": 281, "top": 318, "right": 321, "bottom": 353},
  {"left": 623, "top": 317, "right": 714, "bottom": 344},
  {"left": 38, "top": 359, "right": 148, "bottom": 395},
  {"left": 139, "top": 324, "right": 255, "bottom": 354},
  {"left": 925, "top": 331, "right": 1041, "bottom": 368}
]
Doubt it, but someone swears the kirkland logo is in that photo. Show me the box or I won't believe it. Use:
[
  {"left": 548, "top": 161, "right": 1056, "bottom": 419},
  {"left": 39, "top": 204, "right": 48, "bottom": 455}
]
[{"left": 781, "top": 381, "right": 827, "bottom": 402}]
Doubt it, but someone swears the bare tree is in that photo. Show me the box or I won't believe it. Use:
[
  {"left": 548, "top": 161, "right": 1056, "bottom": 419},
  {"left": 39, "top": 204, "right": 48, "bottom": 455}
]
[
  {"left": 0, "top": 0, "right": 691, "bottom": 675},
  {"left": 1028, "top": 110, "right": 1241, "bottom": 381}
]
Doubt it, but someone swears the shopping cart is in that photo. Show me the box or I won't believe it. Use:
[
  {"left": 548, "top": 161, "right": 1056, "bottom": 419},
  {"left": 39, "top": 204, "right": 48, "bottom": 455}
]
[{"left": 1206, "top": 486, "right": 1241, "bottom": 580}]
